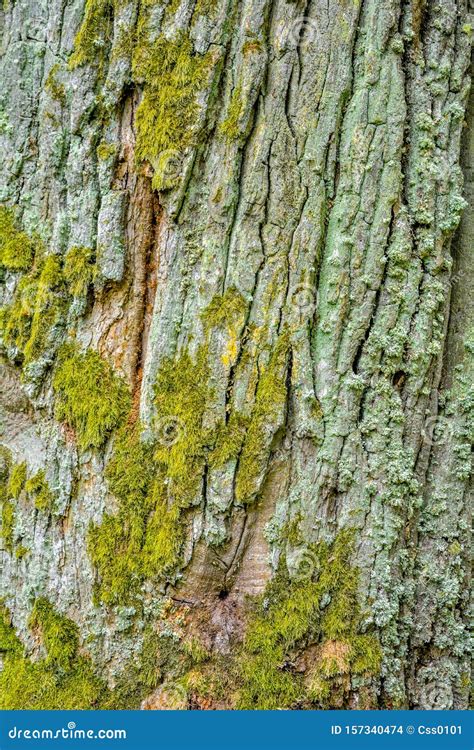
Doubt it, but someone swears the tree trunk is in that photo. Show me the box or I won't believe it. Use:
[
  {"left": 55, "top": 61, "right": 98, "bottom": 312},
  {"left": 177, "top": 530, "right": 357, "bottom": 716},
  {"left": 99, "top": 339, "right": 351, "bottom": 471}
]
[{"left": 0, "top": 0, "right": 472, "bottom": 710}]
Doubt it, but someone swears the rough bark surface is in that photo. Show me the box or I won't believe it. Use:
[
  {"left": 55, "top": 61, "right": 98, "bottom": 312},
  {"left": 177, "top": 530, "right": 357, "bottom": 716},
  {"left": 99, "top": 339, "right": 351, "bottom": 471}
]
[{"left": 0, "top": 0, "right": 472, "bottom": 710}]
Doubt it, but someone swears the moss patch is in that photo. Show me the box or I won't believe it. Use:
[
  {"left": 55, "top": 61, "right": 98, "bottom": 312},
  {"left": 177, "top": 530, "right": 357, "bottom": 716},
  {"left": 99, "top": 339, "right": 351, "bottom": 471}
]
[
  {"left": 88, "top": 424, "right": 156, "bottom": 605},
  {"left": 236, "top": 531, "right": 381, "bottom": 708},
  {"left": 1, "top": 501, "right": 15, "bottom": 553},
  {"left": 153, "top": 346, "right": 212, "bottom": 507},
  {"left": 183, "top": 531, "right": 382, "bottom": 710},
  {"left": 53, "top": 344, "right": 130, "bottom": 450},
  {"left": 0, "top": 206, "right": 36, "bottom": 272},
  {"left": 219, "top": 84, "right": 244, "bottom": 143},
  {"left": 44, "top": 64, "right": 66, "bottom": 105},
  {"left": 0, "top": 599, "right": 167, "bottom": 709},
  {"left": 132, "top": 29, "right": 215, "bottom": 190},
  {"left": 25, "top": 470, "right": 55, "bottom": 513},
  {"left": 96, "top": 141, "right": 117, "bottom": 161},
  {"left": 71, "top": 1, "right": 218, "bottom": 189},
  {"left": 63, "top": 245, "right": 96, "bottom": 297},
  {"left": 88, "top": 417, "right": 191, "bottom": 606},
  {"left": 0, "top": 450, "right": 13, "bottom": 552},
  {"left": 0, "top": 600, "right": 106, "bottom": 709},
  {"left": 1, "top": 250, "right": 69, "bottom": 369},
  {"left": 87, "top": 291, "right": 292, "bottom": 603},
  {"left": 7, "top": 461, "right": 26, "bottom": 499},
  {"left": 235, "top": 333, "right": 290, "bottom": 503},
  {"left": 68, "top": 0, "right": 115, "bottom": 70}
]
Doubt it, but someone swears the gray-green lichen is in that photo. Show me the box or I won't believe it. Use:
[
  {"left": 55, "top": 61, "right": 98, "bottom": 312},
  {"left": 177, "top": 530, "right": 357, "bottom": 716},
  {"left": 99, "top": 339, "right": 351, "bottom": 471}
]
[{"left": 0, "top": 0, "right": 471, "bottom": 711}]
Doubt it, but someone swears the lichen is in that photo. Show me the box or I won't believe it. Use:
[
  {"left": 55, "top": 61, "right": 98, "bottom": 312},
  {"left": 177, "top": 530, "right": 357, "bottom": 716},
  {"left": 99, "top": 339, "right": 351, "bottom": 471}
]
[{"left": 53, "top": 344, "right": 131, "bottom": 449}]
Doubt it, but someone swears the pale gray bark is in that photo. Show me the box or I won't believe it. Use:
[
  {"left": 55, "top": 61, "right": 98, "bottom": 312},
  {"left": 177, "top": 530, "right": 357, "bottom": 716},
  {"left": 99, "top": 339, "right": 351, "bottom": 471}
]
[{"left": 0, "top": 0, "right": 472, "bottom": 709}]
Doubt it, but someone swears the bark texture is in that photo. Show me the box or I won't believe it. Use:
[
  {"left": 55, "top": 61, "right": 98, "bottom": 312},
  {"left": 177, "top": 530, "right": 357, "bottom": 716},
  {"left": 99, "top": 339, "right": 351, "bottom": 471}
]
[{"left": 0, "top": 0, "right": 472, "bottom": 710}]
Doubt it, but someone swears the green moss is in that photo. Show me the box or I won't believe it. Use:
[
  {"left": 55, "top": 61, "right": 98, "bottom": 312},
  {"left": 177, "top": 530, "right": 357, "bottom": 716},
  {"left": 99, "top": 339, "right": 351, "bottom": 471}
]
[
  {"left": 180, "top": 530, "right": 381, "bottom": 709},
  {"left": 153, "top": 346, "right": 212, "bottom": 507},
  {"left": 0, "top": 448, "right": 13, "bottom": 551},
  {"left": 219, "top": 84, "right": 244, "bottom": 143},
  {"left": 1, "top": 501, "right": 15, "bottom": 553},
  {"left": 0, "top": 206, "right": 35, "bottom": 272},
  {"left": 63, "top": 245, "right": 96, "bottom": 297},
  {"left": 0, "top": 600, "right": 107, "bottom": 709},
  {"left": 1, "top": 461, "right": 56, "bottom": 548},
  {"left": 88, "top": 424, "right": 156, "bottom": 605},
  {"left": 88, "top": 345, "right": 211, "bottom": 603},
  {"left": 69, "top": 0, "right": 115, "bottom": 70},
  {"left": 15, "top": 545, "right": 29, "bottom": 560},
  {"left": 88, "top": 290, "right": 288, "bottom": 604},
  {"left": 96, "top": 141, "right": 116, "bottom": 161},
  {"left": 44, "top": 64, "right": 66, "bottom": 105},
  {"left": 7, "top": 461, "right": 26, "bottom": 499},
  {"left": 2, "top": 251, "right": 69, "bottom": 368},
  {"left": 29, "top": 598, "right": 79, "bottom": 669},
  {"left": 53, "top": 344, "right": 130, "bottom": 449},
  {"left": 25, "top": 470, "right": 55, "bottom": 513},
  {"left": 201, "top": 287, "right": 247, "bottom": 329},
  {"left": 236, "top": 530, "right": 381, "bottom": 709},
  {"left": 71, "top": 1, "right": 216, "bottom": 188},
  {"left": 235, "top": 334, "right": 290, "bottom": 503},
  {"left": 23, "top": 256, "right": 67, "bottom": 364},
  {"left": 0, "top": 604, "right": 22, "bottom": 655},
  {"left": 132, "top": 29, "right": 214, "bottom": 190},
  {"left": 192, "top": 0, "right": 219, "bottom": 18},
  {"left": 209, "top": 412, "right": 248, "bottom": 468}
]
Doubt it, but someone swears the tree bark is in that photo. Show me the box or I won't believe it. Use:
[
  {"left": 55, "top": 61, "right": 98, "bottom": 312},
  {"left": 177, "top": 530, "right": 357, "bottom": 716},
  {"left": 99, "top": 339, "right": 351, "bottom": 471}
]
[{"left": 0, "top": 0, "right": 472, "bottom": 710}]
